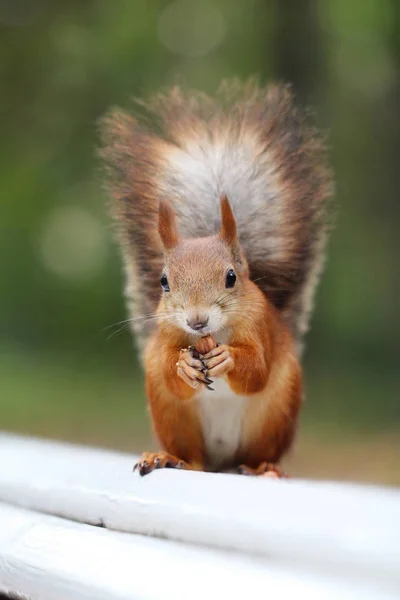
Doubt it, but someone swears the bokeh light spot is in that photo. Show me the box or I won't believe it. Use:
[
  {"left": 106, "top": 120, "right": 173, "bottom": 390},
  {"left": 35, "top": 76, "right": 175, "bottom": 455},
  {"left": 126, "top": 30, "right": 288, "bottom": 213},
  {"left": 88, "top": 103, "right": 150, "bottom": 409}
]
[{"left": 38, "top": 206, "right": 108, "bottom": 282}]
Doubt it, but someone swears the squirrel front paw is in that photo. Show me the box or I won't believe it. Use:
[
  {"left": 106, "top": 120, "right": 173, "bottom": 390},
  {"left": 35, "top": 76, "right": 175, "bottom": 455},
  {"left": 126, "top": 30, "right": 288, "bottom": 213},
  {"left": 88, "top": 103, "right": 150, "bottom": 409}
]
[
  {"left": 202, "top": 344, "right": 234, "bottom": 378},
  {"left": 177, "top": 348, "right": 214, "bottom": 390}
]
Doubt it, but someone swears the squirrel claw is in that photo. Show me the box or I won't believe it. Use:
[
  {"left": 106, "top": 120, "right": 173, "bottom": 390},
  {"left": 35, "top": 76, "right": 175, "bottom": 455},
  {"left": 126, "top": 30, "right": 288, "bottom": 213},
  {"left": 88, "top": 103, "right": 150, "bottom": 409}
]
[
  {"left": 189, "top": 346, "right": 201, "bottom": 360},
  {"left": 134, "top": 452, "right": 190, "bottom": 476},
  {"left": 177, "top": 347, "right": 212, "bottom": 389}
]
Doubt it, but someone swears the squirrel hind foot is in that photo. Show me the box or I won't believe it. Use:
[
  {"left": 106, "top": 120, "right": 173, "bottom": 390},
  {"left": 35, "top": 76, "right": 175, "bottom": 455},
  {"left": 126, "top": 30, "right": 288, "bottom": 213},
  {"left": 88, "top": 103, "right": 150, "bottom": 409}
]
[
  {"left": 237, "top": 462, "right": 288, "bottom": 478},
  {"left": 133, "top": 451, "right": 193, "bottom": 476}
]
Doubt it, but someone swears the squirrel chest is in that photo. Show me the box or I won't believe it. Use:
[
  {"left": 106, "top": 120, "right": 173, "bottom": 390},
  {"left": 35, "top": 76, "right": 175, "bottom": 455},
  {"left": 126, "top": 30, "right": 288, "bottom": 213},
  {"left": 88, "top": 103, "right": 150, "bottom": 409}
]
[{"left": 196, "top": 378, "right": 247, "bottom": 470}]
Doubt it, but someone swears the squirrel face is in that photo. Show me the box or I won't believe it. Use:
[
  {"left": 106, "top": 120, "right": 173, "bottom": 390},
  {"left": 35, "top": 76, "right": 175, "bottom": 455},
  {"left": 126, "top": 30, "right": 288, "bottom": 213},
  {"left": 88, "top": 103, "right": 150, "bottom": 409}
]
[{"left": 157, "top": 195, "right": 249, "bottom": 337}]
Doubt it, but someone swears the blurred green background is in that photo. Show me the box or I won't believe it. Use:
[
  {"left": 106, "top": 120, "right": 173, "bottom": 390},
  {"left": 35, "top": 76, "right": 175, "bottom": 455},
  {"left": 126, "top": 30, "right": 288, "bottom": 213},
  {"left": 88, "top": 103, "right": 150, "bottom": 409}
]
[{"left": 1, "top": 0, "right": 399, "bottom": 485}]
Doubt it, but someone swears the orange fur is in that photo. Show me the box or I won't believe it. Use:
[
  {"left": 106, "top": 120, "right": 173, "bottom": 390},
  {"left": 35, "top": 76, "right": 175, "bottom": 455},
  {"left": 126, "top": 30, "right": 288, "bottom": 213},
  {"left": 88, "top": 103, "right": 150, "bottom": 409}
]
[
  {"left": 145, "top": 332, "right": 205, "bottom": 468},
  {"left": 158, "top": 200, "right": 180, "bottom": 250},
  {"left": 99, "top": 80, "right": 333, "bottom": 359},
  {"left": 220, "top": 194, "right": 237, "bottom": 246},
  {"left": 98, "top": 77, "right": 333, "bottom": 475},
  {"left": 238, "top": 331, "right": 302, "bottom": 467},
  {"left": 143, "top": 254, "right": 302, "bottom": 473}
]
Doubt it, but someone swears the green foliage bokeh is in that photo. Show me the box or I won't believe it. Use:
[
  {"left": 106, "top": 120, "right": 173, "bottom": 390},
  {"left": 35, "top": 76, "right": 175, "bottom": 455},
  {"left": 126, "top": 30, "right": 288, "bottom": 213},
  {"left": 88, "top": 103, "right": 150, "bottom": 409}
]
[{"left": 1, "top": 0, "right": 399, "bottom": 481}]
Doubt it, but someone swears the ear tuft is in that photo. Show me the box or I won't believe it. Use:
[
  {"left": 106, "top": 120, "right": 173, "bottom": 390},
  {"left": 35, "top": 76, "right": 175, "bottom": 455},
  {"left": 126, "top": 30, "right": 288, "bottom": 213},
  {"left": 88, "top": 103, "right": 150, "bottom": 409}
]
[
  {"left": 158, "top": 200, "right": 179, "bottom": 250},
  {"left": 220, "top": 194, "right": 237, "bottom": 246}
]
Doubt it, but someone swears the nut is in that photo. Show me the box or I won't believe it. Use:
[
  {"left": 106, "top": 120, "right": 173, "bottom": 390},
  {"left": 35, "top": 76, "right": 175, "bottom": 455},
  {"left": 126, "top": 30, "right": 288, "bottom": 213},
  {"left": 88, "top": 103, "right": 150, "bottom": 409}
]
[{"left": 195, "top": 334, "right": 217, "bottom": 355}]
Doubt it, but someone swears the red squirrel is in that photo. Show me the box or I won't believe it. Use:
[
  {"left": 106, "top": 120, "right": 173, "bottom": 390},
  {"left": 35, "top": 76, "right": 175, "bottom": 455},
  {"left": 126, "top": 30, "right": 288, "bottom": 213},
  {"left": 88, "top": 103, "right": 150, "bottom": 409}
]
[{"left": 99, "top": 79, "right": 333, "bottom": 477}]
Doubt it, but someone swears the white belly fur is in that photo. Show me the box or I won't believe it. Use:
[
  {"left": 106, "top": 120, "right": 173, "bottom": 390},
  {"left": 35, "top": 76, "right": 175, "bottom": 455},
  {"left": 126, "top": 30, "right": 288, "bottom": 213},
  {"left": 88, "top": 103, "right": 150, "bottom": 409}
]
[{"left": 196, "top": 378, "right": 246, "bottom": 470}]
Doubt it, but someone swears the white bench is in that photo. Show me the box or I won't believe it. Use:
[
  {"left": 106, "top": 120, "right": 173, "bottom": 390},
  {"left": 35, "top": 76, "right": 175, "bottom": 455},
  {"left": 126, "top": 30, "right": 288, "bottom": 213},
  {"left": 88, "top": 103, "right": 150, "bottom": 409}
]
[{"left": 0, "top": 433, "right": 399, "bottom": 599}]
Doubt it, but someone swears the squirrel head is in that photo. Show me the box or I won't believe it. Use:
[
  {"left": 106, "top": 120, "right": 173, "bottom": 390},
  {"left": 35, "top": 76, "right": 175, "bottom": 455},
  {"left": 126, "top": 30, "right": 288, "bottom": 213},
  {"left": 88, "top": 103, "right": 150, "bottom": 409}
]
[{"left": 157, "top": 195, "right": 249, "bottom": 337}]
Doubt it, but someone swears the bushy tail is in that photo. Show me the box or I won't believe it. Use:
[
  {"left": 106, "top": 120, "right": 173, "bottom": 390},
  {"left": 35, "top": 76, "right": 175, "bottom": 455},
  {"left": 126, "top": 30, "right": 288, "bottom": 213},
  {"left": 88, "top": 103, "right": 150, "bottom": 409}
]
[{"left": 99, "top": 79, "right": 333, "bottom": 358}]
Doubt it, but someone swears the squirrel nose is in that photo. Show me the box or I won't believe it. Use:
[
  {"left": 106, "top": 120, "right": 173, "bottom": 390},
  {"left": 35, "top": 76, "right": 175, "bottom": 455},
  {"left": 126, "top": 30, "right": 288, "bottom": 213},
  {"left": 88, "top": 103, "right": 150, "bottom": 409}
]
[{"left": 187, "top": 316, "right": 209, "bottom": 331}]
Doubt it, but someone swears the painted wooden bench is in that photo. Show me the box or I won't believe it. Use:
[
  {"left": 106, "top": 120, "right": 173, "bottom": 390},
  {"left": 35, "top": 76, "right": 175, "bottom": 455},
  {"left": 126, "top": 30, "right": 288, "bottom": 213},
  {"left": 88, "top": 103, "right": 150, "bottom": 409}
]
[{"left": 0, "top": 433, "right": 399, "bottom": 599}]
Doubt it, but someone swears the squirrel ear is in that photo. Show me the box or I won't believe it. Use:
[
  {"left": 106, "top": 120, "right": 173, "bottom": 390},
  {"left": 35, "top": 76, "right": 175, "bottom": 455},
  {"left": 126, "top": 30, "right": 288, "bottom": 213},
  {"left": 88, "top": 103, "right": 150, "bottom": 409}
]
[
  {"left": 158, "top": 200, "right": 180, "bottom": 250},
  {"left": 158, "top": 200, "right": 179, "bottom": 250},
  {"left": 219, "top": 194, "right": 237, "bottom": 246}
]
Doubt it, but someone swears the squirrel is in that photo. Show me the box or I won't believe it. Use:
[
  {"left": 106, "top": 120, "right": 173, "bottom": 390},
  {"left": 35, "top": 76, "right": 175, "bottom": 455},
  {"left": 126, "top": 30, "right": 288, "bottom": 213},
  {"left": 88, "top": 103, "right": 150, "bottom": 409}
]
[{"left": 99, "top": 79, "right": 333, "bottom": 477}]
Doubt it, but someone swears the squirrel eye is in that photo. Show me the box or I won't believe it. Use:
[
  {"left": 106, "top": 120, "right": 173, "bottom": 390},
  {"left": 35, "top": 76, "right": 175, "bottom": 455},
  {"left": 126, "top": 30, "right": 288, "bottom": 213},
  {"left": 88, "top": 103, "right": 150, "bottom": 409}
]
[
  {"left": 160, "top": 274, "right": 170, "bottom": 292},
  {"left": 225, "top": 269, "right": 236, "bottom": 289}
]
